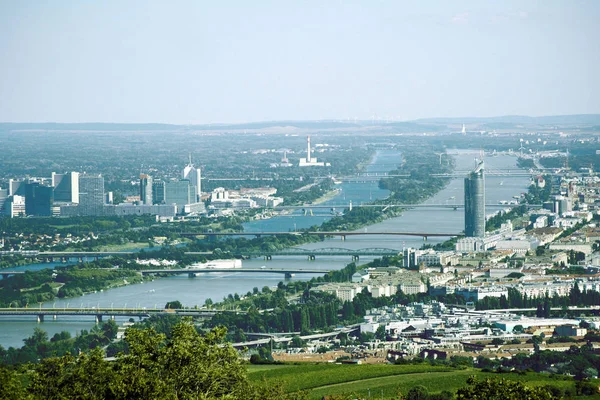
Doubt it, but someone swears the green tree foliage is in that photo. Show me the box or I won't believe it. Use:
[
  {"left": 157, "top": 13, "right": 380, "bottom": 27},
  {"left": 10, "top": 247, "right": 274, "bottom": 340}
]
[
  {"left": 455, "top": 376, "right": 555, "bottom": 400},
  {"left": 23, "top": 320, "right": 299, "bottom": 399},
  {"left": 164, "top": 300, "right": 183, "bottom": 309},
  {"left": 0, "top": 365, "right": 30, "bottom": 400}
]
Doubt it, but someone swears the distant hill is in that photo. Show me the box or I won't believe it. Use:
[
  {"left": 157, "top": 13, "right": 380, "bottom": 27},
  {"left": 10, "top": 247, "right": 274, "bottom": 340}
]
[
  {"left": 1, "top": 114, "right": 599, "bottom": 132},
  {"left": 413, "top": 114, "right": 600, "bottom": 126}
]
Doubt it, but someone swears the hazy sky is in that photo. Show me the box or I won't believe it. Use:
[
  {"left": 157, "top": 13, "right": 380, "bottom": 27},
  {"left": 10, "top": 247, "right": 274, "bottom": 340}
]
[{"left": 1, "top": 1, "right": 599, "bottom": 123}]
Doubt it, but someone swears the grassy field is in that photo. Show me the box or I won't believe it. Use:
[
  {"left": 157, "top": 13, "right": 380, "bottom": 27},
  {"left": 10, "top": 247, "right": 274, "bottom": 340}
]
[{"left": 247, "top": 363, "right": 586, "bottom": 399}]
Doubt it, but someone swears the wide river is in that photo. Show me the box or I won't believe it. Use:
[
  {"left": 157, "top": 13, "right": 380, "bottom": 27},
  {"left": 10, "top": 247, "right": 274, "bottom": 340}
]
[{"left": 0, "top": 150, "right": 530, "bottom": 348}]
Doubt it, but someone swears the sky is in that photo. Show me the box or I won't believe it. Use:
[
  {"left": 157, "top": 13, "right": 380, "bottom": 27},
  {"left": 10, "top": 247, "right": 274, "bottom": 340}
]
[{"left": 0, "top": 1, "right": 599, "bottom": 124}]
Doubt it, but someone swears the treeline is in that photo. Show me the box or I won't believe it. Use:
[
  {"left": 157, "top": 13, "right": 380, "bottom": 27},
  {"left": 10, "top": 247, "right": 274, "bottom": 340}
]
[
  {"left": 0, "top": 321, "right": 118, "bottom": 366},
  {"left": 475, "top": 285, "right": 600, "bottom": 311},
  {"left": 483, "top": 342, "right": 600, "bottom": 384},
  {"left": 379, "top": 148, "right": 453, "bottom": 204},
  {"left": 0, "top": 215, "right": 154, "bottom": 237},
  {"left": 207, "top": 291, "right": 340, "bottom": 335},
  {"left": 0, "top": 263, "right": 144, "bottom": 307},
  {"left": 0, "top": 321, "right": 291, "bottom": 400}
]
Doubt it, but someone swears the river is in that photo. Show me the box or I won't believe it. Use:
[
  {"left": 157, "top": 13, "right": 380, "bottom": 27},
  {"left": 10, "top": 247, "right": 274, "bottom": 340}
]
[{"left": 0, "top": 150, "right": 531, "bottom": 348}]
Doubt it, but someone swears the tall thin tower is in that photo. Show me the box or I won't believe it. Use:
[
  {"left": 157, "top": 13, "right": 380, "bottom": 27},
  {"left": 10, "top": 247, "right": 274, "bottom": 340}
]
[
  {"left": 306, "top": 136, "right": 312, "bottom": 163},
  {"left": 464, "top": 160, "right": 485, "bottom": 237}
]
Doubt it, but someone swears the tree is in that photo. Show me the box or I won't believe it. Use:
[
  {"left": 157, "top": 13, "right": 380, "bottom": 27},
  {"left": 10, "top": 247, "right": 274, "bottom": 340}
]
[
  {"left": 512, "top": 325, "right": 524, "bottom": 334},
  {"left": 102, "top": 319, "right": 119, "bottom": 340},
  {"left": 26, "top": 319, "right": 290, "bottom": 399},
  {"left": 164, "top": 300, "right": 183, "bottom": 309},
  {"left": 0, "top": 366, "right": 30, "bottom": 400},
  {"left": 406, "top": 385, "right": 429, "bottom": 400},
  {"left": 375, "top": 325, "right": 387, "bottom": 340},
  {"left": 456, "top": 376, "right": 554, "bottom": 399}
]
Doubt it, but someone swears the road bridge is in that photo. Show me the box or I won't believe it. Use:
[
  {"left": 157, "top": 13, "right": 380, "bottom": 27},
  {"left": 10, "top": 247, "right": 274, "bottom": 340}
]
[
  {"left": 180, "top": 231, "right": 462, "bottom": 240},
  {"left": 5, "top": 250, "right": 212, "bottom": 261},
  {"left": 0, "top": 271, "right": 24, "bottom": 276},
  {"left": 195, "top": 247, "right": 400, "bottom": 261},
  {"left": 140, "top": 267, "right": 330, "bottom": 279},
  {"left": 231, "top": 325, "right": 360, "bottom": 348},
  {"left": 0, "top": 307, "right": 243, "bottom": 323},
  {"left": 269, "top": 203, "right": 537, "bottom": 210}
]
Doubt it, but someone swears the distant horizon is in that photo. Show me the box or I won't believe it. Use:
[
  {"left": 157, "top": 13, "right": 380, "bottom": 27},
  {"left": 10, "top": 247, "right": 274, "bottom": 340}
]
[{"left": 2, "top": 112, "right": 600, "bottom": 127}]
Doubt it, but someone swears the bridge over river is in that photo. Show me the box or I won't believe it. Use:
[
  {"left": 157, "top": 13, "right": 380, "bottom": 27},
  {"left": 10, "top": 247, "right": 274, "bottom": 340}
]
[
  {"left": 185, "top": 247, "right": 400, "bottom": 261},
  {"left": 140, "top": 267, "right": 330, "bottom": 278},
  {"left": 180, "top": 230, "right": 461, "bottom": 240},
  {"left": 0, "top": 307, "right": 243, "bottom": 324}
]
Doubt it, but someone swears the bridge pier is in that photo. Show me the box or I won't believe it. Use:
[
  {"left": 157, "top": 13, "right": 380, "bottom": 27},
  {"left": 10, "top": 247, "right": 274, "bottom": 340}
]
[
  {"left": 188, "top": 272, "right": 196, "bottom": 278},
  {"left": 308, "top": 255, "right": 315, "bottom": 261},
  {"left": 341, "top": 235, "right": 346, "bottom": 241},
  {"left": 352, "top": 255, "right": 359, "bottom": 262},
  {"left": 284, "top": 272, "right": 295, "bottom": 279},
  {"left": 37, "top": 315, "right": 44, "bottom": 323},
  {"left": 78, "top": 257, "right": 84, "bottom": 263},
  {"left": 61, "top": 257, "right": 68, "bottom": 263},
  {"left": 53, "top": 314, "right": 57, "bottom": 320},
  {"left": 264, "top": 255, "right": 272, "bottom": 261},
  {"left": 95, "top": 315, "right": 102, "bottom": 324},
  {"left": 423, "top": 236, "right": 428, "bottom": 241}
]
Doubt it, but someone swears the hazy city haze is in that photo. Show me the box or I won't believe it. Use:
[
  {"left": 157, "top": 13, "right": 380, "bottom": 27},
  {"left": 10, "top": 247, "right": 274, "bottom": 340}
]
[{"left": 1, "top": 1, "right": 599, "bottom": 123}]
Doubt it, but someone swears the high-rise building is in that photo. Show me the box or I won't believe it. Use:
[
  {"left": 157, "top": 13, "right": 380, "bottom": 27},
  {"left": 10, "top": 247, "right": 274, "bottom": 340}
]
[
  {"left": 8, "top": 179, "right": 25, "bottom": 196},
  {"left": 52, "top": 172, "right": 80, "bottom": 203},
  {"left": 152, "top": 180, "right": 166, "bottom": 204},
  {"left": 0, "top": 188, "right": 8, "bottom": 215},
  {"left": 139, "top": 174, "right": 153, "bottom": 205},
  {"left": 464, "top": 160, "right": 485, "bottom": 237},
  {"left": 165, "top": 180, "right": 193, "bottom": 214},
  {"left": 5, "top": 195, "right": 25, "bottom": 217},
  {"left": 182, "top": 158, "right": 202, "bottom": 202},
  {"left": 79, "top": 174, "right": 105, "bottom": 216},
  {"left": 24, "top": 182, "right": 54, "bottom": 216}
]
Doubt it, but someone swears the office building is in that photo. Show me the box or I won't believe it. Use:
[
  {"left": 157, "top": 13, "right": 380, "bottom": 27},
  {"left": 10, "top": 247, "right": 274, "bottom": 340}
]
[
  {"left": 5, "top": 195, "right": 25, "bottom": 217},
  {"left": 152, "top": 180, "right": 166, "bottom": 204},
  {"left": 52, "top": 172, "right": 79, "bottom": 203},
  {"left": 9, "top": 179, "right": 25, "bottom": 196},
  {"left": 182, "top": 157, "right": 202, "bottom": 202},
  {"left": 165, "top": 180, "right": 193, "bottom": 214},
  {"left": 25, "top": 182, "right": 54, "bottom": 216},
  {"left": 78, "top": 174, "right": 105, "bottom": 216},
  {"left": 0, "top": 188, "right": 8, "bottom": 215},
  {"left": 464, "top": 160, "right": 485, "bottom": 237},
  {"left": 139, "top": 174, "right": 153, "bottom": 205}
]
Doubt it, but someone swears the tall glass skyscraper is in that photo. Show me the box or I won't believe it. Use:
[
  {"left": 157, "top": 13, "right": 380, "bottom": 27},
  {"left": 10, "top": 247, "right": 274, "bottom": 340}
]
[
  {"left": 52, "top": 172, "right": 79, "bottom": 203},
  {"left": 139, "top": 174, "right": 153, "bottom": 205},
  {"left": 464, "top": 161, "right": 485, "bottom": 237}
]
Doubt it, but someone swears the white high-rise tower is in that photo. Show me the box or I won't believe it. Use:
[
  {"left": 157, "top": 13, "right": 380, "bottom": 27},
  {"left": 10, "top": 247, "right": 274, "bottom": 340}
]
[{"left": 182, "top": 154, "right": 202, "bottom": 202}]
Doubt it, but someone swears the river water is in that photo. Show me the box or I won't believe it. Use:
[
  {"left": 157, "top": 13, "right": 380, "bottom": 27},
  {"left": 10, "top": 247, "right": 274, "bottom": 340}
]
[{"left": 0, "top": 150, "right": 530, "bottom": 348}]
